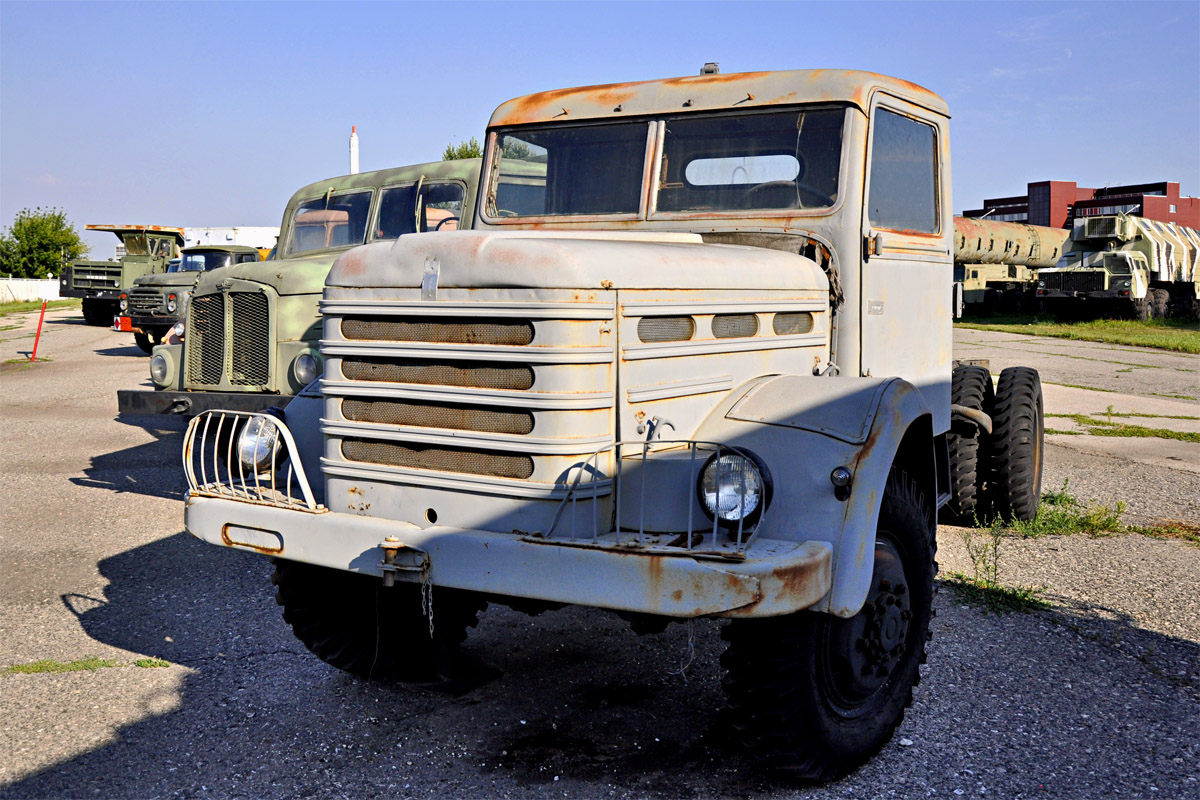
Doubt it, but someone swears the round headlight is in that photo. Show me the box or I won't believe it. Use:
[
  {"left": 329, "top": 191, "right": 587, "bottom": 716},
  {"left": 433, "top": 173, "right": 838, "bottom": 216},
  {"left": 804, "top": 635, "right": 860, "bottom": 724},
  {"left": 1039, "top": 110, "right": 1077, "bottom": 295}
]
[
  {"left": 1037, "top": 280, "right": 1046, "bottom": 288},
  {"left": 150, "top": 354, "right": 169, "bottom": 384},
  {"left": 119, "top": 294, "right": 128, "bottom": 312},
  {"left": 697, "top": 449, "right": 772, "bottom": 528},
  {"left": 237, "top": 414, "right": 282, "bottom": 473},
  {"left": 1121, "top": 280, "right": 1132, "bottom": 288},
  {"left": 166, "top": 293, "right": 177, "bottom": 313},
  {"left": 293, "top": 352, "right": 320, "bottom": 386}
]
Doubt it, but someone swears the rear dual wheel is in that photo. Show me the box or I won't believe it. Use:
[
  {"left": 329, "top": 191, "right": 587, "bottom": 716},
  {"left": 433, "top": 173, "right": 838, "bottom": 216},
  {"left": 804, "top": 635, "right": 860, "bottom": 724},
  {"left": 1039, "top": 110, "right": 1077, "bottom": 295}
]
[
  {"left": 721, "top": 469, "right": 935, "bottom": 782},
  {"left": 946, "top": 365, "right": 993, "bottom": 522},
  {"left": 986, "top": 367, "right": 1044, "bottom": 522}
]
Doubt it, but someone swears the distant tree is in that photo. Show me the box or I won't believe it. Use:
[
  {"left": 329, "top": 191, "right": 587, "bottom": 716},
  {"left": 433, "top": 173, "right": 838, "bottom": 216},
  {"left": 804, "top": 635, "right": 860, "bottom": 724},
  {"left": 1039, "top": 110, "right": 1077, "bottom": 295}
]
[
  {"left": 0, "top": 207, "right": 89, "bottom": 279},
  {"left": 500, "top": 139, "right": 536, "bottom": 160},
  {"left": 442, "top": 137, "right": 482, "bottom": 160}
]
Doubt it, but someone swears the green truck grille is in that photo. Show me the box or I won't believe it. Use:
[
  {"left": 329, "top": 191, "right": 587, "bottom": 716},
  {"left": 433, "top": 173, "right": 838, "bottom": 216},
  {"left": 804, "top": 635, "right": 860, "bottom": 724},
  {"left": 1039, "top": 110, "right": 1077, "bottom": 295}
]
[{"left": 186, "top": 291, "right": 270, "bottom": 387}]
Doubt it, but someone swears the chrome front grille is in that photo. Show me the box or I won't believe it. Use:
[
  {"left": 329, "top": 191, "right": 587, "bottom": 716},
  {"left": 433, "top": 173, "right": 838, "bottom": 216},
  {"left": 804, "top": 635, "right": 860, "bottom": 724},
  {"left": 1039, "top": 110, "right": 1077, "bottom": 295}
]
[{"left": 186, "top": 290, "right": 271, "bottom": 388}]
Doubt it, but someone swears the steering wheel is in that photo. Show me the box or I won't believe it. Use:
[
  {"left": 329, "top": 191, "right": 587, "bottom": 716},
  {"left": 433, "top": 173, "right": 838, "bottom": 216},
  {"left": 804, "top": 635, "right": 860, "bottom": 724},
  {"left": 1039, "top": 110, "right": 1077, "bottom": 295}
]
[
  {"left": 434, "top": 216, "right": 460, "bottom": 231},
  {"left": 741, "top": 180, "right": 834, "bottom": 209}
]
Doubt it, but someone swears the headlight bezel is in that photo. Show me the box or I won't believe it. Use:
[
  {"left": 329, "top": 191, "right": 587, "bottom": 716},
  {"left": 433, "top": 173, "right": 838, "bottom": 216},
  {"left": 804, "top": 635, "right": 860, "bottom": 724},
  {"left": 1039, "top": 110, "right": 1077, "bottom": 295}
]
[
  {"left": 695, "top": 447, "right": 773, "bottom": 530},
  {"left": 150, "top": 354, "right": 169, "bottom": 384},
  {"left": 293, "top": 352, "right": 321, "bottom": 386}
]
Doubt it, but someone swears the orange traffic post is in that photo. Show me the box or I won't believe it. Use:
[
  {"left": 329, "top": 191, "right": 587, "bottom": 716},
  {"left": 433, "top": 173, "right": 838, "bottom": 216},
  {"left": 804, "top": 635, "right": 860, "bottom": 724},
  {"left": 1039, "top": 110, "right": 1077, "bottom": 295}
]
[{"left": 30, "top": 299, "right": 47, "bottom": 361}]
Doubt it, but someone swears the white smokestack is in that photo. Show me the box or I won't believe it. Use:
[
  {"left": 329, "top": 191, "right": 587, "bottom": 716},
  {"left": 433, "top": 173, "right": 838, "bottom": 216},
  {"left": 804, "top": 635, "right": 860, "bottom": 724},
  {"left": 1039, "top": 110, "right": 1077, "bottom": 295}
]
[{"left": 349, "top": 125, "right": 360, "bottom": 174}]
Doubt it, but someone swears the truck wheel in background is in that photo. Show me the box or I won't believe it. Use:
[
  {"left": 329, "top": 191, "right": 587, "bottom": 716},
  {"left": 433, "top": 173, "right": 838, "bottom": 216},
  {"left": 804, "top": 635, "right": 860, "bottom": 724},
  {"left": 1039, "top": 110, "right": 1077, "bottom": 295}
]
[
  {"left": 1131, "top": 296, "right": 1152, "bottom": 322},
  {"left": 985, "top": 367, "right": 1043, "bottom": 522},
  {"left": 720, "top": 469, "right": 935, "bottom": 783},
  {"left": 1149, "top": 288, "right": 1171, "bottom": 320},
  {"left": 133, "top": 332, "right": 154, "bottom": 354},
  {"left": 946, "top": 365, "right": 994, "bottom": 523},
  {"left": 271, "top": 559, "right": 487, "bottom": 683},
  {"left": 81, "top": 298, "right": 113, "bottom": 327}
]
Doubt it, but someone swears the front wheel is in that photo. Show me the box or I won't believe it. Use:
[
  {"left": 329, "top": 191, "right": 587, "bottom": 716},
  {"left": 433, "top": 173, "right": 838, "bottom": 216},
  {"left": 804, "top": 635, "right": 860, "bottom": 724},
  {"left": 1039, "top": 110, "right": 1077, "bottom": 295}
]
[
  {"left": 133, "top": 331, "right": 153, "bottom": 354},
  {"left": 272, "top": 559, "right": 486, "bottom": 682},
  {"left": 721, "top": 469, "right": 935, "bottom": 782}
]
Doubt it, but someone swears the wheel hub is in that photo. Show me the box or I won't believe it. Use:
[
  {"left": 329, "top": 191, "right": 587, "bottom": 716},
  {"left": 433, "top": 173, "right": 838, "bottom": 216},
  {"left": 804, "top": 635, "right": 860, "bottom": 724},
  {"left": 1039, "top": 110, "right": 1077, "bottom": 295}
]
[{"left": 828, "top": 539, "right": 911, "bottom": 704}]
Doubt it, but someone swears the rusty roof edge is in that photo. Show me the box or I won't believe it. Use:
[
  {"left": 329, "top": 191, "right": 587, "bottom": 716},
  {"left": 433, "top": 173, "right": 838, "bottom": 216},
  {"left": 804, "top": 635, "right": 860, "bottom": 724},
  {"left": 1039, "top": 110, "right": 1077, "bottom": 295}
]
[
  {"left": 487, "top": 69, "right": 948, "bottom": 128},
  {"left": 85, "top": 225, "right": 187, "bottom": 236}
]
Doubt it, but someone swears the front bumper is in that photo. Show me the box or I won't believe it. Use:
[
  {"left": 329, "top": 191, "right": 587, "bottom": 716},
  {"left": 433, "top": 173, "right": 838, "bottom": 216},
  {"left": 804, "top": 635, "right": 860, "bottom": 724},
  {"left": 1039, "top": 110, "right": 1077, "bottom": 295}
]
[
  {"left": 185, "top": 493, "right": 832, "bottom": 618},
  {"left": 130, "top": 312, "right": 179, "bottom": 330},
  {"left": 118, "top": 389, "right": 293, "bottom": 416}
]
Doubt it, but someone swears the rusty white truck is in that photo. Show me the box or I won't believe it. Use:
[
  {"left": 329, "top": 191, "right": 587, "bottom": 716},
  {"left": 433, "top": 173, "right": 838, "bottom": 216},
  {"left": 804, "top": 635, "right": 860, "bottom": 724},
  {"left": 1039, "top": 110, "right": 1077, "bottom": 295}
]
[{"left": 181, "top": 68, "right": 1044, "bottom": 781}]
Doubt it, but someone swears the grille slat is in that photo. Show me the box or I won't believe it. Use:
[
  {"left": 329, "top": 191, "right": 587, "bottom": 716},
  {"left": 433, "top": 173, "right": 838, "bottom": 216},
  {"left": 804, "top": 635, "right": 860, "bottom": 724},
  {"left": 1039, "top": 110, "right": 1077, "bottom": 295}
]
[
  {"left": 128, "top": 288, "right": 163, "bottom": 312},
  {"left": 342, "top": 398, "right": 534, "bottom": 435},
  {"left": 342, "top": 316, "right": 534, "bottom": 345},
  {"left": 712, "top": 314, "right": 758, "bottom": 339},
  {"left": 637, "top": 316, "right": 694, "bottom": 343},
  {"left": 772, "top": 312, "right": 814, "bottom": 335},
  {"left": 188, "top": 294, "right": 225, "bottom": 385},
  {"left": 230, "top": 293, "right": 270, "bottom": 385},
  {"left": 342, "top": 438, "right": 534, "bottom": 479},
  {"left": 341, "top": 357, "right": 534, "bottom": 390}
]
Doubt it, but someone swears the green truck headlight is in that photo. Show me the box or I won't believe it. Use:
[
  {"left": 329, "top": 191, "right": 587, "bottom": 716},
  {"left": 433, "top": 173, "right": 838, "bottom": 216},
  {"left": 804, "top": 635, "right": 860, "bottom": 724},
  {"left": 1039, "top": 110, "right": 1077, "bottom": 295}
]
[
  {"left": 293, "top": 352, "right": 321, "bottom": 386},
  {"left": 150, "top": 354, "right": 169, "bottom": 384}
]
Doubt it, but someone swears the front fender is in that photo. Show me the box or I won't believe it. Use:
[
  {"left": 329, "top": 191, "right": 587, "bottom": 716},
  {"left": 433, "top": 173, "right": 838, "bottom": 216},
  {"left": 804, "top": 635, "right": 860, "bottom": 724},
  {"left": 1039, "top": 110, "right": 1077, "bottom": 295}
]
[{"left": 692, "top": 374, "right": 932, "bottom": 617}]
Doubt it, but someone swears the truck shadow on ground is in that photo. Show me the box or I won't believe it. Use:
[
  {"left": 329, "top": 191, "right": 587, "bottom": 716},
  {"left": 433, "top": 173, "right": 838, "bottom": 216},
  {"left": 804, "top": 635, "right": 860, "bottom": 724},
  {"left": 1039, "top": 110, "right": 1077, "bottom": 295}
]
[
  {"left": 70, "top": 416, "right": 189, "bottom": 501},
  {"left": 93, "top": 344, "right": 149, "bottom": 358},
  {"left": 5, "top": 533, "right": 1199, "bottom": 798}
]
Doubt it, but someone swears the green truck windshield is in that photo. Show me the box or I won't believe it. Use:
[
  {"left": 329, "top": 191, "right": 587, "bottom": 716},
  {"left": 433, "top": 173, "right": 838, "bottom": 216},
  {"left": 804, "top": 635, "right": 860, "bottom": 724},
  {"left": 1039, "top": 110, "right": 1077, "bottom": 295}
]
[{"left": 284, "top": 189, "right": 372, "bottom": 256}]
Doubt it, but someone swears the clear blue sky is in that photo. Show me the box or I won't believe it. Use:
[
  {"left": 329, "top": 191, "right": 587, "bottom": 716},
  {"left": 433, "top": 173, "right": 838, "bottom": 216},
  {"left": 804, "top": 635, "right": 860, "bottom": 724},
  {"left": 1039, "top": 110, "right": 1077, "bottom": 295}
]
[{"left": 2, "top": 0, "right": 1197, "bottom": 257}]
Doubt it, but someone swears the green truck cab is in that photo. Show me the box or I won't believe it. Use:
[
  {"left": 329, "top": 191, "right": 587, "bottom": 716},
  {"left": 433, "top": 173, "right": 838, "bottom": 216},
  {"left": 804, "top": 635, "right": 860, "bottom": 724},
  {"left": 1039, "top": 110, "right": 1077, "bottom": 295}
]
[
  {"left": 60, "top": 225, "right": 185, "bottom": 326},
  {"left": 121, "top": 245, "right": 264, "bottom": 353},
  {"left": 118, "top": 159, "right": 480, "bottom": 415}
]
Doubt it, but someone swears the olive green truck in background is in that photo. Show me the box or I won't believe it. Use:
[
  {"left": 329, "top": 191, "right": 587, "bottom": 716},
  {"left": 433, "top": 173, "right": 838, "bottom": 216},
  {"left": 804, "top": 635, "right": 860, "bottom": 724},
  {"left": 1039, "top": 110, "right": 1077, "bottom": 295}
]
[
  {"left": 120, "top": 244, "right": 265, "bottom": 354},
  {"left": 117, "top": 159, "right": 480, "bottom": 415},
  {"left": 60, "top": 225, "right": 185, "bottom": 325}
]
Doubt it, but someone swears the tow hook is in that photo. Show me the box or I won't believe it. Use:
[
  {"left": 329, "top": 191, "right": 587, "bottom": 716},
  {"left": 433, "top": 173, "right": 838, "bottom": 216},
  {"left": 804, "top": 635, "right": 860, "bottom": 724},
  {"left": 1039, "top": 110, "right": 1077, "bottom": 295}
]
[{"left": 380, "top": 536, "right": 429, "bottom": 587}]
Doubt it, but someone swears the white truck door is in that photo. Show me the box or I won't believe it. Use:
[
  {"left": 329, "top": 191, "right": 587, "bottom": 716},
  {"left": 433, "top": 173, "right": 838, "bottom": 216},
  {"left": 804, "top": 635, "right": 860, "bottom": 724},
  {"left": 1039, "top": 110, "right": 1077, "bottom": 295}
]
[{"left": 860, "top": 95, "right": 952, "bottom": 434}]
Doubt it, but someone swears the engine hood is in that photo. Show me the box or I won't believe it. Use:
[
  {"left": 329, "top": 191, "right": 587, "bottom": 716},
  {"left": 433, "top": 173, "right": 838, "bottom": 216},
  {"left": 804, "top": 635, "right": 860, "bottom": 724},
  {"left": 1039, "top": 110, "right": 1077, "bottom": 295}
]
[
  {"left": 132, "top": 272, "right": 201, "bottom": 289},
  {"left": 327, "top": 231, "right": 828, "bottom": 293},
  {"left": 191, "top": 252, "right": 341, "bottom": 297}
]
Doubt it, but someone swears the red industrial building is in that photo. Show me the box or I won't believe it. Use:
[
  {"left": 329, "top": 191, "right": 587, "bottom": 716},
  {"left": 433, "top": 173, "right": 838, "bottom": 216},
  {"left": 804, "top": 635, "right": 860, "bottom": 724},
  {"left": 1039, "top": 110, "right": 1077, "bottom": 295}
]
[{"left": 961, "top": 180, "right": 1199, "bottom": 229}]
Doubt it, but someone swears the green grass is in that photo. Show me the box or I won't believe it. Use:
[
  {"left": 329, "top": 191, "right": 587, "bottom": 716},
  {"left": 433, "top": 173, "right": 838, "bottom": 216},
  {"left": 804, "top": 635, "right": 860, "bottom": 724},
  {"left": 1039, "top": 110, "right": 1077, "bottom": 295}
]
[
  {"left": 3, "top": 656, "right": 119, "bottom": 675},
  {"left": 134, "top": 657, "right": 171, "bottom": 668},
  {"left": 1129, "top": 520, "right": 1200, "bottom": 545},
  {"left": 957, "top": 314, "right": 1200, "bottom": 354},
  {"left": 1055, "top": 382, "right": 1117, "bottom": 393},
  {"left": 1153, "top": 392, "right": 1198, "bottom": 401},
  {"left": 1044, "top": 412, "right": 1200, "bottom": 443},
  {"left": 0, "top": 298, "right": 80, "bottom": 318}
]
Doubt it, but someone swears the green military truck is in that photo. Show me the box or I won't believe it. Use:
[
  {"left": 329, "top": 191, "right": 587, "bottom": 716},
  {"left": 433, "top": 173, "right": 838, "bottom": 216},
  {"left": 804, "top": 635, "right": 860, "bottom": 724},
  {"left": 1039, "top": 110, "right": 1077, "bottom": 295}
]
[
  {"left": 118, "top": 159, "right": 480, "bottom": 415},
  {"left": 60, "top": 225, "right": 185, "bottom": 326},
  {"left": 121, "top": 244, "right": 264, "bottom": 353},
  {"left": 1036, "top": 214, "right": 1200, "bottom": 320}
]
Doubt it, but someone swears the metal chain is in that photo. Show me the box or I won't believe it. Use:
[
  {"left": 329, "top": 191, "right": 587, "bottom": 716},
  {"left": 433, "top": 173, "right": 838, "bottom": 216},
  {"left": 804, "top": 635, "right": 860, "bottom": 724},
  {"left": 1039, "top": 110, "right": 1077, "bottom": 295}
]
[{"left": 420, "top": 563, "right": 435, "bottom": 638}]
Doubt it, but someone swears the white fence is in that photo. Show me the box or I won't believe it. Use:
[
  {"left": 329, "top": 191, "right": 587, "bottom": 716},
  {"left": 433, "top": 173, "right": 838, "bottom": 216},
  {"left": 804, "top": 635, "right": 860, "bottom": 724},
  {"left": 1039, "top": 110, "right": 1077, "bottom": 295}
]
[{"left": 0, "top": 278, "right": 60, "bottom": 303}]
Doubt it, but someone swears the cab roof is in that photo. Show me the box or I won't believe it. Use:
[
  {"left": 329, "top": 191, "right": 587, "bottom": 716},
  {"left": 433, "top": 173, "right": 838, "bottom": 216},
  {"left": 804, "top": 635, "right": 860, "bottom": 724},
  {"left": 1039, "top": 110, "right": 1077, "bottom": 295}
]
[
  {"left": 488, "top": 68, "right": 948, "bottom": 128},
  {"left": 182, "top": 244, "right": 260, "bottom": 254},
  {"left": 86, "top": 224, "right": 186, "bottom": 244},
  {"left": 286, "top": 158, "right": 481, "bottom": 206}
]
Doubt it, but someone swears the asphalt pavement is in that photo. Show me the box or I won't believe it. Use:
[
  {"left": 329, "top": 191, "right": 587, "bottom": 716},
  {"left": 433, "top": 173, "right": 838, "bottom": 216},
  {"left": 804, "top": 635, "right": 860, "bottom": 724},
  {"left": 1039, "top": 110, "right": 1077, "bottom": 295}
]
[{"left": 1, "top": 308, "right": 1197, "bottom": 799}]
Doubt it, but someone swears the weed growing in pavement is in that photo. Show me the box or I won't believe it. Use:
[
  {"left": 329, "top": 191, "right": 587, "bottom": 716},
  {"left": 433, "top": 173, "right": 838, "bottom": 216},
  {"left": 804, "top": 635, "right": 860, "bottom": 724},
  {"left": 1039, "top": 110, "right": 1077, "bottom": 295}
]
[
  {"left": 2, "top": 656, "right": 119, "bottom": 675},
  {"left": 134, "top": 657, "right": 170, "bottom": 668},
  {"left": 1129, "top": 519, "right": 1200, "bottom": 546},
  {"left": 1042, "top": 413, "right": 1200, "bottom": 443},
  {"left": 1010, "top": 482, "right": 1126, "bottom": 537},
  {"left": 944, "top": 514, "right": 1050, "bottom": 614}
]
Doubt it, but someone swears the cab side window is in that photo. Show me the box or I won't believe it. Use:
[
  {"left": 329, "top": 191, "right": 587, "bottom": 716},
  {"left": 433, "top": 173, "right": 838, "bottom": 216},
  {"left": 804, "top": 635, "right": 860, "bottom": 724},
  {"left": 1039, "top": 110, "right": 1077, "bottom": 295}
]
[
  {"left": 867, "top": 109, "right": 938, "bottom": 233},
  {"left": 376, "top": 182, "right": 466, "bottom": 239}
]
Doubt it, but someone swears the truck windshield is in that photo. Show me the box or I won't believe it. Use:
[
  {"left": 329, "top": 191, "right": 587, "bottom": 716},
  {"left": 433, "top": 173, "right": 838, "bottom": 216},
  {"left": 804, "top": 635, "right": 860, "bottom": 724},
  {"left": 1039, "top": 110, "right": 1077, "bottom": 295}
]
[
  {"left": 284, "top": 189, "right": 372, "bottom": 256},
  {"left": 376, "top": 181, "right": 465, "bottom": 238},
  {"left": 489, "top": 122, "right": 648, "bottom": 217},
  {"left": 658, "top": 108, "right": 844, "bottom": 212},
  {"left": 178, "top": 252, "right": 233, "bottom": 272},
  {"left": 487, "top": 107, "right": 845, "bottom": 218},
  {"left": 122, "top": 233, "right": 150, "bottom": 255}
]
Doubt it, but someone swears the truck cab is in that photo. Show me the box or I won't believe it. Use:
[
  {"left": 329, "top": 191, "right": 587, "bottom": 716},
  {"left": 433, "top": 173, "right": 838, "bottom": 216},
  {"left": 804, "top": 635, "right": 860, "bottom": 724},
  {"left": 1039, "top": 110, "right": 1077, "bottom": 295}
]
[
  {"left": 181, "top": 69, "right": 1044, "bottom": 781},
  {"left": 119, "top": 159, "right": 480, "bottom": 415}
]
